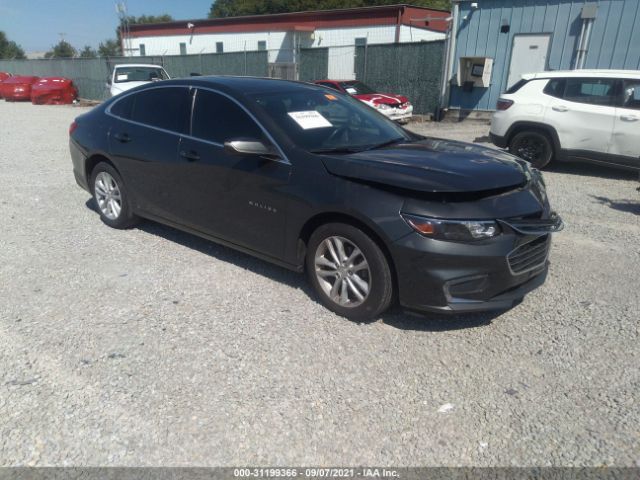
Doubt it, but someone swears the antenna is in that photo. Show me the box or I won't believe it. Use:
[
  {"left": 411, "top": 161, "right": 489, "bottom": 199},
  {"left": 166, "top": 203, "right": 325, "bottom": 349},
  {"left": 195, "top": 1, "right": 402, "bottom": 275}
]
[{"left": 115, "top": 1, "right": 131, "bottom": 55}]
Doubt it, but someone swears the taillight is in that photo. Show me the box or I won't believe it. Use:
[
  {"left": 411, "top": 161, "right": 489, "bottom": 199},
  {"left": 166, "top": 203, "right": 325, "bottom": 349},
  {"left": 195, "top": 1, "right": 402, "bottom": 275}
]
[
  {"left": 69, "top": 120, "right": 78, "bottom": 135},
  {"left": 496, "top": 99, "right": 514, "bottom": 110}
]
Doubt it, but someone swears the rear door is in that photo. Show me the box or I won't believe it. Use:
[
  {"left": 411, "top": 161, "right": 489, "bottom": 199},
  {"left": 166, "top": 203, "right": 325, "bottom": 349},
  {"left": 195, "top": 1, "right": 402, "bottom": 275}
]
[
  {"left": 543, "top": 77, "right": 618, "bottom": 156},
  {"left": 108, "top": 86, "right": 191, "bottom": 220},
  {"left": 610, "top": 79, "right": 640, "bottom": 168},
  {"left": 175, "top": 88, "right": 291, "bottom": 259}
]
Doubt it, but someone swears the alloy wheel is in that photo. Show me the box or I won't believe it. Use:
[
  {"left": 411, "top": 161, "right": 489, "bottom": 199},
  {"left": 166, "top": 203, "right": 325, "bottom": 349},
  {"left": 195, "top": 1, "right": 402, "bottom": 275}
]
[
  {"left": 94, "top": 171, "right": 122, "bottom": 220},
  {"left": 314, "top": 236, "right": 371, "bottom": 307}
]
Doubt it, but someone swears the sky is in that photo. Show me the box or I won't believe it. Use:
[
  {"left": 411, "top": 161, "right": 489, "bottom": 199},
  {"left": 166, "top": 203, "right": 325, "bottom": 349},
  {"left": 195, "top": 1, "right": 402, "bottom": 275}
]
[{"left": 0, "top": 0, "right": 213, "bottom": 52}]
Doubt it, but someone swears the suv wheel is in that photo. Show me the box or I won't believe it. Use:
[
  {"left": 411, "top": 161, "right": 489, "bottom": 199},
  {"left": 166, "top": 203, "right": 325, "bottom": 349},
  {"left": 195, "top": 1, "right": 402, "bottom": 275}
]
[
  {"left": 509, "top": 130, "right": 554, "bottom": 169},
  {"left": 90, "top": 162, "right": 138, "bottom": 229},
  {"left": 306, "top": 223, "right": 393, "bottom": 321}
]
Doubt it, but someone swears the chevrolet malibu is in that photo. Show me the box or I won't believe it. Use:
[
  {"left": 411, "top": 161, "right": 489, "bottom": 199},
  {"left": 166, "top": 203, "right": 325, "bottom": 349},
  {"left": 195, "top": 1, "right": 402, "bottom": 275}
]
[{"left": 69, "top": 77, "right": 563, "bottom": 321}]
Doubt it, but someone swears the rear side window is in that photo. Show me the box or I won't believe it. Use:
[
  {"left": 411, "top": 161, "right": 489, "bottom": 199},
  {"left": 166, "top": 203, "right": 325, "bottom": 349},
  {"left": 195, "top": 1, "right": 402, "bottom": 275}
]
[
  {"left": 130, "top": 87, "right": 191, "bottom": 133},
  {"left": 191, "top": 89, "right": 264, "bottom": 144},
  {"left": 563, "top": 78, "right": 619, "bottom": 106},
  {"left": 543, "top": 78, "right": 566, "bottom": 98},
  {"left": 110, "top": 95, "right": 134, "bottom": 119},
  {"left": 505, "top": 79, "right": 529, "bottom": 94}
]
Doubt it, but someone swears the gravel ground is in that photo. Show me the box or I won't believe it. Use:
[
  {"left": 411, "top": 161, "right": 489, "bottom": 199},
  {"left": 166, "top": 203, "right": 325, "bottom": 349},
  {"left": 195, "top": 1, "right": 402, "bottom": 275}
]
[{"left": 0, "top": 101, "right": 639, "bottom": 467}]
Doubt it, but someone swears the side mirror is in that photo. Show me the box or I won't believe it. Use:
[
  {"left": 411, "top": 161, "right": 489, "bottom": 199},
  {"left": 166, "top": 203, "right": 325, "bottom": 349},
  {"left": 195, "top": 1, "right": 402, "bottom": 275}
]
[
  {"left": 106, "top": 77, "right": 112, "bottom": 86},
  {"left": 224, "top": 138, "right": 281, "bottom": 159}
]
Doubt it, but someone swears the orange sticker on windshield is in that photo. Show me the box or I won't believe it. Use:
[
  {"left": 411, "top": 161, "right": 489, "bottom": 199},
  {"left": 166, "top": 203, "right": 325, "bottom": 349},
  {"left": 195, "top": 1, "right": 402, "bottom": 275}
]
[{"left": 325, "top": 94, "right": 337, "bottom": 100}]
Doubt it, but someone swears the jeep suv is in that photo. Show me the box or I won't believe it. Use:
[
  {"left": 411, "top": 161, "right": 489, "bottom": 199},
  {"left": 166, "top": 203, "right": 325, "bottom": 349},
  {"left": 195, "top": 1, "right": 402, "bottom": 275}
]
[{"left": 490, "top": 70, "right": 640, "bottom": 170}]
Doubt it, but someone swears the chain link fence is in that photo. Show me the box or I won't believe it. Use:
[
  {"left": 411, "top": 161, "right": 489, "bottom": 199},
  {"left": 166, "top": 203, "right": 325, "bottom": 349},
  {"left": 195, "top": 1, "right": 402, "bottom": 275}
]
[{"left": 0, "top": 41, "right": 443, "bottom": 113}]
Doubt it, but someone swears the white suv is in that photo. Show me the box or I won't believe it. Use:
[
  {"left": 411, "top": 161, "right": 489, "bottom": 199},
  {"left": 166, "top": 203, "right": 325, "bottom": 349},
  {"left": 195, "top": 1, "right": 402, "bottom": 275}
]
[{"left": 490, "top": 70, "right": 640, "bottom": 170}]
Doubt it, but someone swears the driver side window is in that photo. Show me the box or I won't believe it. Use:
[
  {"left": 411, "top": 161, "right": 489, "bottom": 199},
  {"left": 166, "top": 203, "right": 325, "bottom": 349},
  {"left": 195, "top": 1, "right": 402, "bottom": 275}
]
[{"left": 192, "top": 89, "right": 265, "bottom": 144}]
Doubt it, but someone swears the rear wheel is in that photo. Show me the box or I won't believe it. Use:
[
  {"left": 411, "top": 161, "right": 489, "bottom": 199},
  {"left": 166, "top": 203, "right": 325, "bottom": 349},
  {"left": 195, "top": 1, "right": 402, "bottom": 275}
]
[
  {"left": 90, "top": 162, "right": 138, "bottom": 229},
  {"left": 306, "top": 223, "right": 393, "bottom": 321},
  {"left": 509, "top": 130, "right": 554, "bottom": 169}
]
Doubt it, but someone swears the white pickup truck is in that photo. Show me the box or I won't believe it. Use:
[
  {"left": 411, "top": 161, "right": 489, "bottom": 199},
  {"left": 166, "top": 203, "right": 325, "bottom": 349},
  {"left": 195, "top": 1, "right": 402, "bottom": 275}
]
[{"left": 107, "top": 64, "right": 170, "bottom": 97}]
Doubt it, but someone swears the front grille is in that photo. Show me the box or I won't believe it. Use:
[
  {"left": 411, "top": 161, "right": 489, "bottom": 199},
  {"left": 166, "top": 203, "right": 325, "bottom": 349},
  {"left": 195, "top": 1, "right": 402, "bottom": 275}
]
[{"left": 507, "top": 235, "right": 550, "bottom": 275}]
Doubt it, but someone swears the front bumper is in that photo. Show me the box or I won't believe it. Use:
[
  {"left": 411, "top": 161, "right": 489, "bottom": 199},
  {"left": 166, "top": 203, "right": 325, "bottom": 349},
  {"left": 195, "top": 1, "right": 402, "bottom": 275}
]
[
  {"left": 381, "top": 105, "right": 413, "bottom": 121},
  {"left": 392, "top": 228, "right": 555, "bottom": 315}
]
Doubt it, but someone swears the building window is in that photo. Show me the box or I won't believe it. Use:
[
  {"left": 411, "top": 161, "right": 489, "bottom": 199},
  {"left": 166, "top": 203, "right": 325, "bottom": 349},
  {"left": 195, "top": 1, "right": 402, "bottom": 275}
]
[
  {"left": 257, "top": 41, "right": 266, "bottom": 51},
  {"left": 179, "top": 43, "right": 187, "bottom": 55},
  {"left": 355, "top": 37, "right": 367, "bottom": 46},
  {"left": 139, "top": 44, "right": 146, "bottom": 56},
  {"left": 216, "top": 42, "right": 224, "bottom": 53}
]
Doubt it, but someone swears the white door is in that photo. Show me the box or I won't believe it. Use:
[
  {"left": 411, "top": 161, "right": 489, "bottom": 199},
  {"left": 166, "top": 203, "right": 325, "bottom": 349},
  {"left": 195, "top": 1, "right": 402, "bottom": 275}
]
[
  {"left": 611, "top": 79, "right": 640, "bottom": 167},
  {"left": 543, "top": 77, "right": 617, "bottom": 155},
  {"left": 507, "top": 34, "right": 551, "bottom": 88}
]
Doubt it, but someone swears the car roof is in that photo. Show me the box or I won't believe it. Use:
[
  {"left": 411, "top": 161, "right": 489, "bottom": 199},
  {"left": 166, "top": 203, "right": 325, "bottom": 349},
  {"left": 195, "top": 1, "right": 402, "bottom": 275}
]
[
  {"left": 523, "top": 69, "right": 640, "bottom": 80},
  {"left": 114, "top": 64, "right": 164, "bottom": 69},
  {"left": 158, "top": 75, "right": 326, "bottom": 95}
]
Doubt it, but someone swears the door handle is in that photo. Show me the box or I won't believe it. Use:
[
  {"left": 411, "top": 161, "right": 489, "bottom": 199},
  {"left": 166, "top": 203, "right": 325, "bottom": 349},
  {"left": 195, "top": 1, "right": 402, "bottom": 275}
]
[
  {"left": 620, "top": 114, "right": 638, "bottom": 122},
  {"left": 180, "top": 150, "right": 200, "bottom": 161},
  {"left": 113, "top": 133, "right": 131, "bottom": 143},
  {"left": 552, "top": 105, "right": 569, "bottom": 112}
]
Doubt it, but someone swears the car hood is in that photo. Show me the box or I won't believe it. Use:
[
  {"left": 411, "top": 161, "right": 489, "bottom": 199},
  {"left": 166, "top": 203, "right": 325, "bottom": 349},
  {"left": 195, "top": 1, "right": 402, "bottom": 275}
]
[
  {"left": 320, "top": 138, "right": 530, "bottom": 193},
  {"left": 354, "top": 93, "right": 408, "bottom": 105}
]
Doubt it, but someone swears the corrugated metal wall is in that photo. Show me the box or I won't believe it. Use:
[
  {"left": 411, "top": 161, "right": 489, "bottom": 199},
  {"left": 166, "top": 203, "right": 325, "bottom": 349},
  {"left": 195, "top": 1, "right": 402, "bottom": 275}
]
[
  {"left": 0, "top": 52, "right": 268, "bottom": 101},
  {"left": 450, "top": 0, "right": 640, "bottom": 111}
]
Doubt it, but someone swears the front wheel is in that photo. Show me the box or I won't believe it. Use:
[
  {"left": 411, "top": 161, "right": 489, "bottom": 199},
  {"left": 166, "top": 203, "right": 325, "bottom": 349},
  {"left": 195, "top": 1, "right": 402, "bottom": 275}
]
[
  {"left": 306, "top": 223, "right": 394, "bottom": 321},
  {"left": 509, "top": 130, "right": 554, "bottom": 169}
]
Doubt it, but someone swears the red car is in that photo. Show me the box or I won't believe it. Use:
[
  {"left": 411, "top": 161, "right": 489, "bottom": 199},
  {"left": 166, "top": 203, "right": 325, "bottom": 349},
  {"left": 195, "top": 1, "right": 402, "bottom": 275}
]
[
  {"left": 314, "top": 80, "right": 413, "bottom": 122},
  {"left": 0, "top": 72, "right": 12, "bottom": 98},
  {"left": 31, "top": 77, "right": 78, "bottom": 105},
  {"left": 2, "top": 75, "right": 39, "bottom": 102}
]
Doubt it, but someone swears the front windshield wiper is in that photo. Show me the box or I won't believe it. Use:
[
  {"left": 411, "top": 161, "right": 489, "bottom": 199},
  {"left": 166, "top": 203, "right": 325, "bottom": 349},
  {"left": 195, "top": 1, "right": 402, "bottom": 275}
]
[
  {"left": 364, "top": 137, "right": 408, "bottom": 151},
  {"left": 310, "top": 147, "right": 364, "bottom": 155}
]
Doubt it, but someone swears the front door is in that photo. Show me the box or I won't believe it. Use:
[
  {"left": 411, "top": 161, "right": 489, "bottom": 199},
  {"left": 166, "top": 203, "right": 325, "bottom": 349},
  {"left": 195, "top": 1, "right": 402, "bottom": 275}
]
[
  {"left": 174, "top": 88, "right": 291, "bottom": 259},
  {"left": 507, "top": 34, "right": 551, "bottom": 88}
]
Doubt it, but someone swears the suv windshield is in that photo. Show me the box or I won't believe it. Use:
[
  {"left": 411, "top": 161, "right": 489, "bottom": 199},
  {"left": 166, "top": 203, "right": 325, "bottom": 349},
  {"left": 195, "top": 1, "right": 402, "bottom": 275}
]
[
  {"left": 114, "top": 66, "right": 169, "bottom": 83},
  {"left": 341, "top": 81, "right": 376, "bottom": 95},
  {"left": 249, "top": 88, "right": 410, "bottom": 153}
]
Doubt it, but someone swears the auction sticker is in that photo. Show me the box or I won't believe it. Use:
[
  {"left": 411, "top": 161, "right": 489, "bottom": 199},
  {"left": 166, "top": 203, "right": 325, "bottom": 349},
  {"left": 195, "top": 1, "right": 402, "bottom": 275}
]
[{"left": 288, "top": 110, "right": 332, "bottom": 129}]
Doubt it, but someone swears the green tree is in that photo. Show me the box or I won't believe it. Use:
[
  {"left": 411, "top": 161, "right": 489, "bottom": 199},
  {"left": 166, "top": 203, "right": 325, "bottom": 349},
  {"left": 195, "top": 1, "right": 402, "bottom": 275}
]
[
  {"left": 209, "top": 0, "right": 450, "bottom": 18},
  {"left": 44, "top": 40, "right": 76, "bottom": 58},
  {"left": 98, "top": 39, "right": 121, "bottom": 57},
  {"left": 116, "top": 14, "right": 174, "bottom": 55},
  {"left": 0, "top": 31, "right": 26, "bottom": 59},
  {"left": 79, "top": 45, "right": 98, "bottom": 58}
]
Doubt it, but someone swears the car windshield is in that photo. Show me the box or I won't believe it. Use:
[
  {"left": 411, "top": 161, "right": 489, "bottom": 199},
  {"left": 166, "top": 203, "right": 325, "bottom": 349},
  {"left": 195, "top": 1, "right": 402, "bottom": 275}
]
[
  {"left": 249, "top": 88, "right": 410, "bottom": 154},
  {"left": 340, "top": 81, "right": 376, "bottom": 95},
  {"left": 114, "top": 66, "right": 169, "bottom": 83}
]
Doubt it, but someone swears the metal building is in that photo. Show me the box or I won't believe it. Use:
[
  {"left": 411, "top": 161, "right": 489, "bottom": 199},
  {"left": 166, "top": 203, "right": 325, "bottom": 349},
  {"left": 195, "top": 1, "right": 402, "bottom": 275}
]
[{"left": 443, "top": 0, "right": 640, "bottom": 115}]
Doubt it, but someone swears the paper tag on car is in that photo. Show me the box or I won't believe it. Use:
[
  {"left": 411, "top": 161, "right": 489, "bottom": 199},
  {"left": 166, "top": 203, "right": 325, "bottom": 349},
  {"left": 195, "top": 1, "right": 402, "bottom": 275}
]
[
  {"left": 288, "top": 110, "right": 332, "bottom": 129},
  {"left": 345, "top": 87, "right": 357, "bottom": 94},
  {"left": 116, "top": 74, "right": 128, "bottom": 81}
]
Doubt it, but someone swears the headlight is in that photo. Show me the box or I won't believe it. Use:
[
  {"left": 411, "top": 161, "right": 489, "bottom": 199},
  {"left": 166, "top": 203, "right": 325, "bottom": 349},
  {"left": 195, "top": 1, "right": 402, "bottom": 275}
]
[
  {"left": 375, "top": 103, "right": 390, "bottom": 110},
  {"left": 401, "top": 214, "right": 500, "bottom": 242}
]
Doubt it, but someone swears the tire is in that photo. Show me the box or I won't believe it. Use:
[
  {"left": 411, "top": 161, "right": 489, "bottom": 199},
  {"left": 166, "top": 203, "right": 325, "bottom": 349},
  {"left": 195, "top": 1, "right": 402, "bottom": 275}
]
[
  {"left": 509, "top": 130, "right": 554, "bottom": 169},
  {"left": 306, "top": 222, "right": 394, "bottom": 321},
  {"left": 90, "top": 162, "right": 138, "bottom": 229}
]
